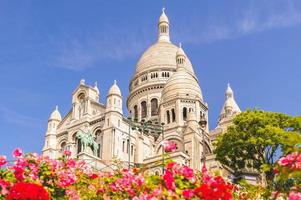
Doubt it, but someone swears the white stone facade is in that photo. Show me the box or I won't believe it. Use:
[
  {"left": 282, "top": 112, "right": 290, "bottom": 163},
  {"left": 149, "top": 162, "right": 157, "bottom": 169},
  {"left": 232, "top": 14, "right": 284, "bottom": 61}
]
[{"left": 42, "top": 9, "right": 241, "bottom": 175}]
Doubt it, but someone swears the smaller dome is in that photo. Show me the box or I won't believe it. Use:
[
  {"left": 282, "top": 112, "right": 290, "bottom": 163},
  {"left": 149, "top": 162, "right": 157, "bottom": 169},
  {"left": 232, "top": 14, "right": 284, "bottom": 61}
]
[
  {"left": 176, "top": 43, "right": 186, "bottom": 57},
  {"left": 108, "top": 80, "right": 121, "bottom": 96},
  {"left": 159, "top": 8, "right": 169, "bottom": 24},
  {"left": 162, "top": 68, "right": 203, "bottom": 102},
  {"left": 49, "top": 106, "right": 62, "bottom": 121}
]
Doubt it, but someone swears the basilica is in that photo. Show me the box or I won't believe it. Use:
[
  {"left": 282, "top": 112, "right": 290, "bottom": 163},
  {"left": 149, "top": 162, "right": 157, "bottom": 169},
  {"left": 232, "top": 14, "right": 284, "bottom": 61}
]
[{"left": 42, "top": 9, "right": 243, "bottom": 178}]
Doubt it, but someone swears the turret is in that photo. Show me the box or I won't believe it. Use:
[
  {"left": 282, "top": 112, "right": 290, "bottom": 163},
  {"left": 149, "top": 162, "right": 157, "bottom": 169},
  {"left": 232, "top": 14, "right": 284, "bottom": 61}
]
[
  {"left": 176, "top": 43, "right": 186, "bottom": 68},
  {"left": 42, "top": 106, "right": 62, "bottom": 158},
  {"left": 47, "top": 105, "right": 61, "bottom": 133},
  {"left": 158, "top": 8, "right": 170, "bottom": 42},
  {"left": 218, "top": 84, "right": 241, "bottom": 126},
  {"left": 106, "top": 80, "right": 123, "bottom": 114}
]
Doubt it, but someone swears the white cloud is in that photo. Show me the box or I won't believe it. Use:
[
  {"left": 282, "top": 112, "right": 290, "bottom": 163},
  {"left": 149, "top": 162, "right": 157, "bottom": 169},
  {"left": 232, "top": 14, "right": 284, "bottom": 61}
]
[
  {"left": 175, "top": 0, "right": 301, "bottom": 44},
  {"left": 52, "top": 27, "right": 152, "bottom": 71},
  {"left": 0, "top": 107, "right": 43, "bottom": 128},
  {"left": 49, "top": 0, "right": 301, "bottom": 70}
]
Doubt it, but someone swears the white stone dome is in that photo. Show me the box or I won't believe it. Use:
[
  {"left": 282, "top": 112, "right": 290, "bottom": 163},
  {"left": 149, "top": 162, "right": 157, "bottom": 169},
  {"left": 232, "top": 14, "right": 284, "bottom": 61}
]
[
  {"left": 108, "top": 80, "right": 121, "bottom": 96},
  {"left": 135, "top": 42, "right": 194, "bottom": 75},
  {"left": 49, "top": 106, "right": 62, "bottom": 121},
  {"left": 161, "top": 68, "right": 203, "bottom": 102}
]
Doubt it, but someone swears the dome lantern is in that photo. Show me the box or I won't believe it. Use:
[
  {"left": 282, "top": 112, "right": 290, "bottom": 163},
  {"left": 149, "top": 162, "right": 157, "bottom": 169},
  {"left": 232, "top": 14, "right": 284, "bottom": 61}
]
[
  {"left": 158, "top": 7, "right": 170, "bottom": 43},
  {"left": 176, "top": 43, "right": 187, "bottom": 68}
]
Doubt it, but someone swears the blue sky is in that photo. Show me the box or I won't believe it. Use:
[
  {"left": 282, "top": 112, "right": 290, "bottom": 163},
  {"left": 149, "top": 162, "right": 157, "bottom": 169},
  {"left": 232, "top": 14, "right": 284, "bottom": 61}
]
[{"left": 0, "top": 0, "right": 301, "bottom": 157}]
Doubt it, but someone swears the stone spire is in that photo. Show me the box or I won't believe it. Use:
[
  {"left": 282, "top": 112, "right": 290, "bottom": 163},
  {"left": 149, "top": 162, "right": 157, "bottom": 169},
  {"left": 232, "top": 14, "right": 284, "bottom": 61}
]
[
  {"left": 218, "top": 84, "right": 241, "bottom": 126},
  {"left": 158, "top": 8, "right": 170, "bottom": 42}
]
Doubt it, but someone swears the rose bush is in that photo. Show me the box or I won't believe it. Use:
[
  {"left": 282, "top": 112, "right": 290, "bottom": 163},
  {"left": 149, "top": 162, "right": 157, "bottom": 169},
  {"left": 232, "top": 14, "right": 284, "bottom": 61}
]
[
  {"left": 1, "top": 148, "right": 300, "bottom": 199},
  {"left": 0, "top": 148, "right": 241, "bottom": 199},
  {"left": 272, "top": 152, "right": 301, "bottom": 199}
]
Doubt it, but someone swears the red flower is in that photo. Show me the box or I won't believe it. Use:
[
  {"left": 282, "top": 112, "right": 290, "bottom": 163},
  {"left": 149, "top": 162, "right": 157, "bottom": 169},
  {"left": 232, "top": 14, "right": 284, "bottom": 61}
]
[
  {"left": 89, "top": 173, "right": 98, "bottom": 179},
  {"left": 6, "top": 182, "right": 50, "bottom": 200},
  {"left": 0, "top": 155, "right": 7, "bottom": 166},
  {"left": 12, "top": 148, "right": 23, "bottom": 158},
  {"left": 182, "top": 189, "right": 194, "bottom": 199},
  {"left": 195, "top": 175, "right": 234, "bottom": 200},
  {"left": 163, "top": 170, "right": 176, "bottom": 191}
]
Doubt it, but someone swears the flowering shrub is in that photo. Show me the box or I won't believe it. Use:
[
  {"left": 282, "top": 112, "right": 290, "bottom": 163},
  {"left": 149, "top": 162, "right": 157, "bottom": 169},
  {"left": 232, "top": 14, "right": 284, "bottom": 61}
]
[
  {"left": 272, "top": 152, "right": 301, "bottom": 199},
  {"left": 0, "top": 148, "right": 240, "bottom": 199}
]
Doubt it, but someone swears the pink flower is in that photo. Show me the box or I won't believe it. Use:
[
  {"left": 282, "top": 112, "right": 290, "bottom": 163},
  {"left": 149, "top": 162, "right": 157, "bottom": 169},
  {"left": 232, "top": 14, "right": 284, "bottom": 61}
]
[
  {"left": 12, "top": 148, "right": 23, "bottom": 158},
  {"left": 67, "top": 158, "right": 76, "bottom": 168},
  {"left": 0, "top": 155, "right": 7, "bottom": 166},
  {"left": 161, "top": 140, "right": 177, "bottom": 152},
  {"left": 0, "top": 179, "right": 10, "bottom": 195},
  {"left": 288, "top": 191, "right": 301, "bottom": 200},
  {"left": 182, "top": 189, "right": 194, "bottom": 199},
  {"left": 180, "top": 166, "right": 194, "bottom": 180},
  {"left": 278, "top": 152, "right": 301, "bottom": 171},
  {"left": 66, "top": 189, "right": 80, "bottom": 200},
  {"left": 57, "top": 170, "right": 76, "bottom": 187},
  {"left": 63, "top": 149, "right": 71, "bottom": 157}
]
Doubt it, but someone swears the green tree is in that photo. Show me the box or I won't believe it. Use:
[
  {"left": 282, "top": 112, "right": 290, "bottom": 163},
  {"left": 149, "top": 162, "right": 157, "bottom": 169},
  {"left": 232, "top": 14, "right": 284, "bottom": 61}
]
[{"left": 214, "top": 109, "right": 301, "bottom": 185}]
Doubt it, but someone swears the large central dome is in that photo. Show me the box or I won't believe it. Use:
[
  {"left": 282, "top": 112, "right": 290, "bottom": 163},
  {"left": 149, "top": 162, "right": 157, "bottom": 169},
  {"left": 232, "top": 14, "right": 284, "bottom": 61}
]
[
  {"left": 135, "top": 42, "right": 194, "bottom": 75},
  {"left": 127, "top": 8, "right": 202, "bottom": 122}
]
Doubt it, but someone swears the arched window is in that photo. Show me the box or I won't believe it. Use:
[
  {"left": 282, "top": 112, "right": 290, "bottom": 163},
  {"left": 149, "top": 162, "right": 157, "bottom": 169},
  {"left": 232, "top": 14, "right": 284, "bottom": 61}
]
[
  {"left": 126, "top": 139, "right": 130, "bottom": 154},
  {"left": 60, "top": 142, "right": 66, "bottom": 154},
  {"left": 167, "top": 110, "right": 170, "bottom": 124},
  {"left": 78, "top": 93, "right": 86, "bottom": 118},
  {"left": 122, "top": 141, "right": 125, "bottom": 152},
  {"left": 141, "top": 101, "right": 147, "bottom": 119},
  {"left": 183, "top": 107, "right": 187, "bottom": 121},
  {"left": 77, "top": 138, "right": 82, "bottom": 154},
  {"left": 171, "top": 109, "right": 176, "bottom": 122},
  {"left": 95, "top": 130, "right": 102, "bottom": 158},
  {"left": 151, "top": 98, "right": 158, "bottom": 116},
  {"left": 134, "top": 105, "right": 138, "bottom": 121},
  {"left": 131, "top": 145, "right": 134, "bottom": 156}
]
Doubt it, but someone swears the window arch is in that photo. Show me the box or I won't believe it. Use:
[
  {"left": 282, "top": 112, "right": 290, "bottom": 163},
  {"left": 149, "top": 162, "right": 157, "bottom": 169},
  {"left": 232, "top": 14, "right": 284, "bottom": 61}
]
[
  {"left": 60, "top": 141, "right": 67, "bottom": 154},
  {"left": 141, "top": 101, "right": 147, "bottom": 119},
  {"left": 166, "top": 110, "right": 170, "bottom": 124},
  {"left": 134, "top": 105, "right": 138, "bottom": 121},
  {"left": 122, "top": 141, "right": 125, "bottom": 152},
  {"left": 151, "top": 98, "right": 158, "bottom": 116},
  {"left": 95, "top": 130, "right": 102, "bottom": 158},
  {"left": 131, "top": 145, "right": 134, "bottom": 156},
  {"left": 126, "top": 139, "right": 130, "bottom": 154},
  {"left": 183, "top": 107, "right": 187, "bottom": 121},
  {"left": 171, "top": 109, "right": 176, "bottom": 122}
]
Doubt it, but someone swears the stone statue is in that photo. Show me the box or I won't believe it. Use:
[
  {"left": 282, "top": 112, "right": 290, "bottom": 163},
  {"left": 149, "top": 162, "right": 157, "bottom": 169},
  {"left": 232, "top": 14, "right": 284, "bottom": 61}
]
[{"left": 76, "top": 126, "right": 99, "bottom": 156}]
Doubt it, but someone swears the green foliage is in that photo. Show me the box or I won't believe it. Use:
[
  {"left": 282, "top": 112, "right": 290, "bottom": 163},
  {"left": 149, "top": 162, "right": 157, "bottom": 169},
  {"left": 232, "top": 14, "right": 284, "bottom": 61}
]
[{"left": 214, "top": 109, "right": 301, "bottom": 183}]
